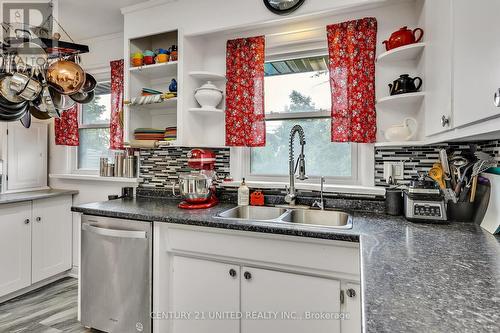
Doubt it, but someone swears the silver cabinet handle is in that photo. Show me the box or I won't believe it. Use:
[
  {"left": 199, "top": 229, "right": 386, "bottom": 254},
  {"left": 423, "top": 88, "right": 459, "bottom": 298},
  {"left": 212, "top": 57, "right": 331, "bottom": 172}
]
[
  {"left": 24, "top": 219, "right": 30, "bottom": 224},
  {"left": 441, "top": 115, "right": 450, "bottom": 127},
  {"left": 494, "top": 88, "right": 500, "bottom": 107},
  {"left": 82, "top": 223, "right": 147, "bottom": 239},
  {"left": 36, "top": 217, "right": 41, "bottom": 222}
]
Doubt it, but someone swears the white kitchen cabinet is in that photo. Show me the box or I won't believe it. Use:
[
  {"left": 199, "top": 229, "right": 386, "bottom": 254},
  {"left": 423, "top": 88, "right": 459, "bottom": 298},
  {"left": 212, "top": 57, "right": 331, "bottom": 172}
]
[
  {"left": 32, "top": 196, "right": 73, "bottom": 283},
  {"left": 172, "top": 256, "right": 240, "bottom": 333},
  {"left": 424, "top": 0, "right": 453, "bottom": 136},
  {"left": 452, "top": 0, "right": 500, "bottom": 128},
  {"left": 7, "top": 122, "right": 47, "bottom": 191},
  {"left": 157, "top": 224, "right": 361, "bottom": 333},
  {"left": 241, "top": 266, "right": 341, "bottom": 333},
  {"left": 0, "top": 202, "right": 32, "bottom": 298},
  {"left": 342, "top": 282, "right": 361, "bottom": 333}
]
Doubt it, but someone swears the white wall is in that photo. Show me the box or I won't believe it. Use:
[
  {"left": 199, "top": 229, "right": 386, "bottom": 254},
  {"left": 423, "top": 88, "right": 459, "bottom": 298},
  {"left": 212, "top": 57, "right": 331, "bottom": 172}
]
[{"left": 48, "top": 32, "right": 129, "bottom": 268}]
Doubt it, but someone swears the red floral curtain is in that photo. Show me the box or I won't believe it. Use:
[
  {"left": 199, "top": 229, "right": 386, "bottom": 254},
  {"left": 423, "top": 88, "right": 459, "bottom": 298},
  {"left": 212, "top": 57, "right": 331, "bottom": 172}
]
[
  {"left": 110, "top": 59, "right": 124, "bottom": 150},
  {"left": 327, "top": 17, "right": 377, "bottom": 143},
  {"left": 54, "top": 105, "right": 79, "bottom": 146},
  {"left": 225, "top": 36, "right": 265, "bottom": 147}
]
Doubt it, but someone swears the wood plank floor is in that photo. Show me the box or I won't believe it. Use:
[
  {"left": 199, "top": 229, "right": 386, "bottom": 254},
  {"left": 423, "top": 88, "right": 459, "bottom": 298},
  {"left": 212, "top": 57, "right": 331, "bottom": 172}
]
[{"left": 0, "top": 277, "right": 97, "bottom": 333}]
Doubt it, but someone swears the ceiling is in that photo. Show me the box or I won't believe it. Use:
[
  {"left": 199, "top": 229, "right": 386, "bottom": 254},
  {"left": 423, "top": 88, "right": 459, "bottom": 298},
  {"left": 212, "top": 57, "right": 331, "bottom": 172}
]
[{"left": 58, "top": 0, "right": 147, "bottom": 41}]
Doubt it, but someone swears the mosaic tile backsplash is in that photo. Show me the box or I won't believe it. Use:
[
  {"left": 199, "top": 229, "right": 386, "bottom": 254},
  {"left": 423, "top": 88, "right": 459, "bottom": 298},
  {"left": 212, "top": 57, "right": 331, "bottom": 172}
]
[
  {"left": 139, "top": 147, "right": 230, "bottom": 189},
  {"left": 374, "top": 140, "right": 500, "bottom": 187}
]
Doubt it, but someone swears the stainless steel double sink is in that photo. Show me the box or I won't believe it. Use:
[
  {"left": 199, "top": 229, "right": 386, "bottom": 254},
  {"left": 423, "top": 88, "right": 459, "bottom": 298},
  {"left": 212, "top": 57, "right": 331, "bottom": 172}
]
[{"left": 215, "top": 206, "right": 352, "bottom": 229}]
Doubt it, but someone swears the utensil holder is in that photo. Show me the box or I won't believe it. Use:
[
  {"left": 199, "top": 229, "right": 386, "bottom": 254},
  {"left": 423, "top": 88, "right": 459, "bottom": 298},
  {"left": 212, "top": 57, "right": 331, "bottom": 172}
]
[
  {"left": 447, "top": 202, "right": 475, "bottom": 222},
  {"left": 385, "top": 188, "right": 403, "bottom": 216}
]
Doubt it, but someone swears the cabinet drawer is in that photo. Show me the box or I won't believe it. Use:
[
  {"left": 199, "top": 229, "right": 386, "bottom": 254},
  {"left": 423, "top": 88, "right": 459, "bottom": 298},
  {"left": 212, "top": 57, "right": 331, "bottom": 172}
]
[{"left": 165, "top": 225, "right": 360, "bottom": 276}]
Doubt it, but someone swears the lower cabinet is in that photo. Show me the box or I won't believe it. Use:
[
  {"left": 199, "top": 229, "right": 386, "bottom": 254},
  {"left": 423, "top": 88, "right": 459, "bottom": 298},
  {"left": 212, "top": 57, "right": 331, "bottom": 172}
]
[
  {"left": 159, "top": 224, "right": 362, "bottom": 333},
  {"left": 241, "top": 266, "right": 341, "bottom": 333},
  {"left": 0, "top": 196, "right": 73, "bottom": 298},
  {"left": 172, "top": 256, "right": 240, "bottom": 333},
  {"left": 0, "top": 202, "right": 32, "bottom": 297},
  {"left": 32, "top": 196, "right": 73, "bottom": 283}
]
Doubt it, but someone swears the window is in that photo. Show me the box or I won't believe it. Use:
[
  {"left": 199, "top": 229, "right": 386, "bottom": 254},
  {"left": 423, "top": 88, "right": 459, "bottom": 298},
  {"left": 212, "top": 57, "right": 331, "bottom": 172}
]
[
  {"left": 77, "top": 82, "right": 112, "bottom": 170},
  {"left": 249, "top": 55, "right": 356, "bottom": 182}
]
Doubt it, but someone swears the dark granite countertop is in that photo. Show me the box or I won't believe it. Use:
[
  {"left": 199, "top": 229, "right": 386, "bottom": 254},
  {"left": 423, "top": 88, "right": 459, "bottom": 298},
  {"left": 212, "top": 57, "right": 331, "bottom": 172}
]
[
  {"left": 0, "top": 189, "right": 78, "bottom": 205},
  {"left": 72, "top": 197, "right": 500, "bottom": 333}
]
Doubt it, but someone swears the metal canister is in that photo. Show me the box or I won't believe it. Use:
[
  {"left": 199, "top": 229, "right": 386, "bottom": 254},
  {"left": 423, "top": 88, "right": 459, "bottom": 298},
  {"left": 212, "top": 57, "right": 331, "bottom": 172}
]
[
  {"left": 124, "top": 156, "right": 137, "bottom": 178},
  {"left": 105, "top": 163, "right": 115, "bottom": 177},
  {"left": 99, "top": 157, "right": 108, "bottom": 177},
  {"left": 114, "top": 153, "right": 124, "bottom": 177}
]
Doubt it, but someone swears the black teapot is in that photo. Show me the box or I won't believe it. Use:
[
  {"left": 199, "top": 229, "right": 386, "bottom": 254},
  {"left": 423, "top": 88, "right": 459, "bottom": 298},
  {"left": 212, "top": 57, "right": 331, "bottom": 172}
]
[{"left": 389, "top": 74, "right": 422, "bottom": 95}]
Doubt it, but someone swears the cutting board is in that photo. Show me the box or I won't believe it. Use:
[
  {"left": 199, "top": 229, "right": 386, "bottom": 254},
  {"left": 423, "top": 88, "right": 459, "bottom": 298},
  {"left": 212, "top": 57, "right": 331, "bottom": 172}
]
[{"left": 480, "top": 174, "right": 500, "bottom": 234}]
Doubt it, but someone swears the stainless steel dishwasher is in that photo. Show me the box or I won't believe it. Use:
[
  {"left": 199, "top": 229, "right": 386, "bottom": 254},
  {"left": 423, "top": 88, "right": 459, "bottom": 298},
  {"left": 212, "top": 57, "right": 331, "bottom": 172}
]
[{"left": 81, "top": 215, "right": 152, "bottom": 333}]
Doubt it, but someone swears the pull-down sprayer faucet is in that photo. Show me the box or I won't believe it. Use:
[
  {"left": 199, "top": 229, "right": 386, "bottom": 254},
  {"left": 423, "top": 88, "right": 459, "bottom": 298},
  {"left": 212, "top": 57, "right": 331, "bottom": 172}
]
[{"left": 285, "top": 125, "right": 307, "bottom": 205}]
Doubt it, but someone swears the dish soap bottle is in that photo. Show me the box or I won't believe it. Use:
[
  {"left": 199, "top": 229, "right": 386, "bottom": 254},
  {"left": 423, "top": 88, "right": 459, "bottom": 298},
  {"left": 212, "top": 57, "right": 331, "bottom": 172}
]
[{"left": 238, "top": 178, "right": 249, "bottom": 206}]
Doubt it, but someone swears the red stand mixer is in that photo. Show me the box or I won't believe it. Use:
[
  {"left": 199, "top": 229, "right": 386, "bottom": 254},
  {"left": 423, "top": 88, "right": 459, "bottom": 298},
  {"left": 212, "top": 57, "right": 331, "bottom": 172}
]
[{"left": 177, "top": 149, "right": 219, "bottom": 209}]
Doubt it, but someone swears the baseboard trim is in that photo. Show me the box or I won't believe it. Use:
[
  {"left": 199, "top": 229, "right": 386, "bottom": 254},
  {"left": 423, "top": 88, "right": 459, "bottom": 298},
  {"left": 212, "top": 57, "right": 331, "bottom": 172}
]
[{"left": 0, "top": 269, "right": 75, "bottom": 304}]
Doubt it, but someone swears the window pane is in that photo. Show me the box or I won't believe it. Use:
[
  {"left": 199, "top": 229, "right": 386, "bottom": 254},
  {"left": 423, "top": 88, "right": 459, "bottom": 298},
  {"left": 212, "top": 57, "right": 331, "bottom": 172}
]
[
  {"left": 264, "top": 66, "right": 330, "bottom": 114},
  {"left": 78, "top": 128, "right": 110, "bottom": 169},
  {"left": 81, "top": 82, "right": 111, "bottom": 125},
  {"left": 250, "top": 119, "right": 352, "bottom": 177}
]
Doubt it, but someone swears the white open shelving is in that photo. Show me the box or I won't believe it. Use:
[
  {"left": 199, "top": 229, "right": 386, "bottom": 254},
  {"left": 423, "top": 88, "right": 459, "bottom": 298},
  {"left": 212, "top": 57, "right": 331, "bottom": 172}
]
[
  {"left": 374, "top": 140, "right": 427, "bottom": 147},
  {"left": 377, "top": 43, "right": 425, "bottom": 64},
  {"left": 188, "top": 71, "right": 225, "bottom": 81},
  {"left": 189, "top": 107, "right": 224, "bottom": 114},
  {"left": 129, "top": 61, "right": 178, "bottom": 79},
  {"left": 127, "top": 97, "right": 177, "bottom": 110},
  {"left": 376, "top": 92, "right": 425, "bottom": 109}
]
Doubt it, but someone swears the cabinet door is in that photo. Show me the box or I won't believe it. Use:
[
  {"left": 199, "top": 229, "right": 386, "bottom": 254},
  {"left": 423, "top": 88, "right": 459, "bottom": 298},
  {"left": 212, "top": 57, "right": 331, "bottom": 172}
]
[
  {"left": 453, "top": 0, "right": 500, "bottom": 127},
  {"left": 0, "top": 202, "right": 32, "bottom": 297},
  {"left": 424, "top": 0, "right": 453, "bottom": 136},
  {"left": 342, "top": 283, "right": 361, "bottom": 333},
  {"left": 241, "top": 267, "right": 341, "bottom": 333},
  {"left": 7, "top": 122, "right": 47, "bottom": 191},
  {"left": 32, "top": 196, "right": 72, "bottom": 283},
  {"left": 171, "top": 256, "right": 240, "bottom": 333}
]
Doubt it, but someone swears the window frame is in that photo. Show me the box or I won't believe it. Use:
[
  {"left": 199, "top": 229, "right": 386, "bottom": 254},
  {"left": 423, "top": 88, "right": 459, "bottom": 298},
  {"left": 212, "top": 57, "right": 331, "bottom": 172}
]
[
  {"left": 68, "top": 78, "right": 112, "bottom": 175},
  {"left": 239, "top": 51, "right": 359, "bottom": 186}
]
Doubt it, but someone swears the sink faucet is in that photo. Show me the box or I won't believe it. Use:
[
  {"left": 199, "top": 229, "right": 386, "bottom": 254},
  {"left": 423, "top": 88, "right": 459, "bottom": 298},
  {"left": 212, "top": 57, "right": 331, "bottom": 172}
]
[
  {"left": 285, "top": 125, "right": 307, "bottom": 205},
  {"left": 312, "top": 176, "right": 325, "bottom": 210}
]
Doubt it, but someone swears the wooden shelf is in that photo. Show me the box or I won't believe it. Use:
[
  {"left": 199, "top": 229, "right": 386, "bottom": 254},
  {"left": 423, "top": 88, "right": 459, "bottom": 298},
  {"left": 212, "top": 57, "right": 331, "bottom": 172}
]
[
  {"left": 129, "top": 61, "right": 178, "bottom": 80},
  {"left": 375, "top": 141, "right": 427, "bottom": 147},
  {"left": 376, "top": 92, "right": 425, "bottom": 109},
  {"left": 189, "top": 71, "right": 226, "bottom": 81},
  {"left": 377, "top": 43, "right": 425, "bottom": 64},
  {"left": 189, "top": 107, "right": 224, "bottom": 114}
]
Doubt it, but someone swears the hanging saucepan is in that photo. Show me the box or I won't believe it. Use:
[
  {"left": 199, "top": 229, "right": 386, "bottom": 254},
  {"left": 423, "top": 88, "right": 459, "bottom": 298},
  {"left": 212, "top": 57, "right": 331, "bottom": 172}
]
[
  {"left": 69, "top": 89, "right": 94, "bottom": 104},
  {"left": 33, "top": 71, "right": 60, "bottom": 118},
  {"left": 9, "top": 71, "right": 42, "bottom": 101},
  {"left": 29, "top": 105, "right": 51, "bottom": 120},
  {"left": 49, "top": 86, "right": 76, "bottom": 110},
  {"left": 19, "top": 108, "right": 31, "bottom": 128},
  {"left": 0, "top": 54, "right": 25, "bottom": 104},
  {"left": 0, "top": 102, "right": 29, "bottom": 121},
  {"left": 47, "top": 60, "right": 86, "bottom": 95},
  {"left": 80, "top": 73, "right": 97, "bottom": 93}
]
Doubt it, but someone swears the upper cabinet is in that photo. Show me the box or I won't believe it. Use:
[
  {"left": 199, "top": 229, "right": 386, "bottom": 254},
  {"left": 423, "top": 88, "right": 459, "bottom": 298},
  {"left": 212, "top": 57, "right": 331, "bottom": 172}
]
[
  {"left": 6, "top": 122, "right": 47, "bottom": 192},
  {"left": 452, "top": 0, "right": 500, "bottom": 128},
  {"left": 424, "top": 0, "right": 500, "bottom": 139}
]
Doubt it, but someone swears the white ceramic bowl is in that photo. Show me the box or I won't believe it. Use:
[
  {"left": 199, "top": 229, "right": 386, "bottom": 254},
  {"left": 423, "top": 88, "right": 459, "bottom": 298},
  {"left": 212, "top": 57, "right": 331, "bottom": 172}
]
[{"left": 194, "top": 81, "right": 223, "bottom": 109}]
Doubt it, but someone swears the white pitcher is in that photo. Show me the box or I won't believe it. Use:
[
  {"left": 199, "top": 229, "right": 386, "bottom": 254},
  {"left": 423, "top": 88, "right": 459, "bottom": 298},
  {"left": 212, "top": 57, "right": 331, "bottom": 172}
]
[{"left": 384, "top": 117, "right": 418, "bottom": 141}]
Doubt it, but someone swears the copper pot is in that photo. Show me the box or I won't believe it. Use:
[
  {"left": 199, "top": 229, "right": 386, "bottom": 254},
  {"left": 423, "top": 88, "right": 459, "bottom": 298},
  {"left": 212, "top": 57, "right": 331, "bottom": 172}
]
[{"left": 47, "top": 60, "right": 86, "bottom": 95}]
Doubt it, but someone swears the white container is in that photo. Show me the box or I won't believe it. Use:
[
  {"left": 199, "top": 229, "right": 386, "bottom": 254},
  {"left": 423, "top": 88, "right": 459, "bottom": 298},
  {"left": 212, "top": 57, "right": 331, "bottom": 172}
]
[
  {"left": 238, "top": 178, "right": 250, "bottom": 206},
  {"left": 384, "top": 117, "right": 418, "bottom": 142},
  {"left": 194, "top": 81, "right": 223, "bottom": 110}
]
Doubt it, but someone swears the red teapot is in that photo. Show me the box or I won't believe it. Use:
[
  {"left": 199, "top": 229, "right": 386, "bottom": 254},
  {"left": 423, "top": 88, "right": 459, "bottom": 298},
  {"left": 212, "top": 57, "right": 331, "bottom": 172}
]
[{"left": 383, "top": 26, "right": 424, "bottom": 51}]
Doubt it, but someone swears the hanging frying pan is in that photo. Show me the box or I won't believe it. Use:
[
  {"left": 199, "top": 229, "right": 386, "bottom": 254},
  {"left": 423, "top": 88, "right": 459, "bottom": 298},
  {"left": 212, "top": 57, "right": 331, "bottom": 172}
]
[{"left": 29, "top": 105, "right": 51, "bottom": 120}]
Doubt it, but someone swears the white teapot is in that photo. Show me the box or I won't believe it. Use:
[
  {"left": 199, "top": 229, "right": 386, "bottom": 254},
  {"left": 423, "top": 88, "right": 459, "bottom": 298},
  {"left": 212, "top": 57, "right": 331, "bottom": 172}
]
[{"left": 384, "top": 117, "right": 418, "bottom": 141}]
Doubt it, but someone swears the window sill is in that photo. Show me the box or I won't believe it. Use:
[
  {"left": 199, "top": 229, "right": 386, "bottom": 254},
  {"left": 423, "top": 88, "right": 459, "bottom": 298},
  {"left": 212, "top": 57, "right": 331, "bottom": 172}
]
[
  {"left": 221, "top": 181, "right": 385, "bottom": 196},
  {"left": 49, "top": 174, "right": 140, "bottom": 183}
]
